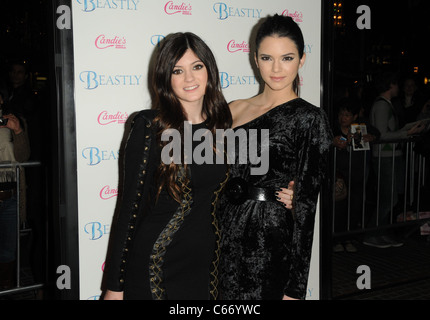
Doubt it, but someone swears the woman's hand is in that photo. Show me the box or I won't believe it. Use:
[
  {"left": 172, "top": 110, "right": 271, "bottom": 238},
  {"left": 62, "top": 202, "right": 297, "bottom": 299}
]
[
  {"left": 282, "top": 295, "right": 298, "bottom": 300},
  {"left": 103, "top": 290, "right": 124, "bottom": 300},
  {"left": 276, "top": 181, "right": 294, "bottom": 209}
]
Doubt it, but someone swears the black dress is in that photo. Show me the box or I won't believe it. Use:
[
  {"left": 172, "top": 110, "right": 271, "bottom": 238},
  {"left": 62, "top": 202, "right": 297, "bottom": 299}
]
[
  {"left": 105, "top": 116, "right": 228, "bottom": 300},
  {"left": 218, "top": 98, "right": 332, "bottom": 300}
]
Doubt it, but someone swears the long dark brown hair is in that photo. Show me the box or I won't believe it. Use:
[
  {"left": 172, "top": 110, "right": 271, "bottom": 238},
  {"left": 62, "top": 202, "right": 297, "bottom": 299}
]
[
  {"left": 255, "top": 14, "right": 305, "bottom": 96},
  {"left": 151, "top": 32, "right": 232, "bottom": 202}
]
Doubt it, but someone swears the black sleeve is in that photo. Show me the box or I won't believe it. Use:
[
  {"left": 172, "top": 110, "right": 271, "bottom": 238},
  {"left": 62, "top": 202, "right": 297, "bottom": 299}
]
[
  {"left": 284, "top": 107, "right": 333, "bottom": 299},
  {"left": 103, "top": 110, "right": 155, "bottom": 291}
]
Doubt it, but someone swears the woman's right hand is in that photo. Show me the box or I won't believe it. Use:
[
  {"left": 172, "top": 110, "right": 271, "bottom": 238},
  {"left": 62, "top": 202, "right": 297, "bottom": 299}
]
[
  {"left": 276, "top": 181, "right": 294, "bottom": 209},
  {"left": 333, "top": 136, "right": 347, "bottom": 149},
  {"left": 104, "top": 290, "right": 124, "bottom": 300}
]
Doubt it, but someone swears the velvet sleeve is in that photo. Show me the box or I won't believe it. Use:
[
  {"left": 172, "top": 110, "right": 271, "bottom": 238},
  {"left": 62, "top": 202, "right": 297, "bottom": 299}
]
[{"left": 283, "top": 107, "right": 333, "bottom": 299}]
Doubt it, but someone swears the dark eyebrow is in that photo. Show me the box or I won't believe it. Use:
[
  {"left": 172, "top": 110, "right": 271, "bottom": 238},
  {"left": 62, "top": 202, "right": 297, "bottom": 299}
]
[
  {"left": 174, "top": 60, "right": 203, "bottom": 68},
  {"left": 259, "top": 53, "right": 296, "bottom": 57}
]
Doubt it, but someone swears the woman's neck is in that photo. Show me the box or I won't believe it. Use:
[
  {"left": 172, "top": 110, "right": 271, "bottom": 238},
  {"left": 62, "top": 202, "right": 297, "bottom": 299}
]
[
  {"left": 183, "top": 107, "right": 205, "bottom": 124},
  {"left": 259, "top": 86, "right": 298, "bottom": 109}
]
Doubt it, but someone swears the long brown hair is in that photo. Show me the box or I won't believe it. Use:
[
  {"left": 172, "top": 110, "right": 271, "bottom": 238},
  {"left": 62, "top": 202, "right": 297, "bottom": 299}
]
[{"left": 151, "top": 32, "right": 232, "bottom": 202}]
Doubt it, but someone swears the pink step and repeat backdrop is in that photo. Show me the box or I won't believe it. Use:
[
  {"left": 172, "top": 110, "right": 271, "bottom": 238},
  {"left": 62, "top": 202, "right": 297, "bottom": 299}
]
[{"left": 71, "top": 0, "right": 322, "bottom": 300}]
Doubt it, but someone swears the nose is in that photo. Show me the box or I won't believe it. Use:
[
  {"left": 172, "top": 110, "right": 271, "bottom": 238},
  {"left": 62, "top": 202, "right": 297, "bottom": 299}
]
[
  {"left": 184, "top": 69, "right": 195, "bottom": 82},
  {"left": 272, "top": 59, "right": 281, "bottom": 72}
]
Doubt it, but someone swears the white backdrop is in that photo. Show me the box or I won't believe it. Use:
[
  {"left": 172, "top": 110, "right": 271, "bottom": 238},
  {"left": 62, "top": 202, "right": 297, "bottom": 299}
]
[{"left": 71, "top": 0, "right": 322, "bottom": 300}]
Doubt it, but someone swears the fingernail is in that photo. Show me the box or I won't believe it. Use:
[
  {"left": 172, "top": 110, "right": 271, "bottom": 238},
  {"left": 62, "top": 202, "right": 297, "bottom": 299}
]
[
  {"left": 276, "top": 196, "right": 281, "bottom": 201},
  {"left": 275, "top": 192, "right": 279, "bottom": 196}
]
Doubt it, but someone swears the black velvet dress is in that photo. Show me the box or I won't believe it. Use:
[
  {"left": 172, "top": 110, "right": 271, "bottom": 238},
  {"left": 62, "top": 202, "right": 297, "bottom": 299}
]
[
  {"left": 218, "top": 98, "right": 332, "bottom": 300},
  {"left": 119, "top": 122, "right": 228, "bottom": 300}
]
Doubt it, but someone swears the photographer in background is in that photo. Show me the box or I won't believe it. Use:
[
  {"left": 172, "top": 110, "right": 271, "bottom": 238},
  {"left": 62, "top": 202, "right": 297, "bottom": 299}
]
[{"left": 0, "top": 91, "right": 30, "bottom": 290}]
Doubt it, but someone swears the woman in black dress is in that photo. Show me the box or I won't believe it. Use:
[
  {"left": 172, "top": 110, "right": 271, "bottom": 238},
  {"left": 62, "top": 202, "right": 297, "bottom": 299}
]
[
  {"left": 103, "top": 32, "right": 233, "bottom": 300},
  {"left": 219, "top": 15, "right": 333, "bottom": 300}
]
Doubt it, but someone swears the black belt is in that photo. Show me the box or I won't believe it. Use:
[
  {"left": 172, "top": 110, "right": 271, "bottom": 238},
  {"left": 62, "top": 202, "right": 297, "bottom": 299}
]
[{"left": 224, "top": 177, "right": 277, "bottom": 205}]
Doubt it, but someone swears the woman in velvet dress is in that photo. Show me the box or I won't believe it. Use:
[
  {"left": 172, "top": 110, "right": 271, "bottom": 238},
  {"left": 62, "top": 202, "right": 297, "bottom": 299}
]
[
  {"left": 103, "top": 32, "right": 295, "bottom": 300},
  {"left": 218, "top": 15, "right": 333, "bottom": 300}
]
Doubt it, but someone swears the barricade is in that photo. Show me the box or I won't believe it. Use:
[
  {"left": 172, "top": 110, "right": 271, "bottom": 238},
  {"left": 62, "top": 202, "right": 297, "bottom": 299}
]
[
  {"left": 0, "top": 161, "right": 45, "bottom": 298},
  {"left": 332, "top": 137, "right": 430, "bottom": 238}
]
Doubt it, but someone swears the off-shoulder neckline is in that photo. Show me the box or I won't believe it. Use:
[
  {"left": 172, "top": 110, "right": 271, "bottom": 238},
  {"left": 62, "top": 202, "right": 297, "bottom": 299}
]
[{"left": 232, "top": 97, "right": 302, "bottom": 129}]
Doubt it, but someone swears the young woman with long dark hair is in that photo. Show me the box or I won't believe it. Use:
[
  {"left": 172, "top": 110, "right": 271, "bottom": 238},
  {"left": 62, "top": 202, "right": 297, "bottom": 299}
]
[
  {"left": 218, "top": 14, "right": 332, "bottom": 300},
  {"left": 103, "top": 32, "right": 232, "bottom": 300}
]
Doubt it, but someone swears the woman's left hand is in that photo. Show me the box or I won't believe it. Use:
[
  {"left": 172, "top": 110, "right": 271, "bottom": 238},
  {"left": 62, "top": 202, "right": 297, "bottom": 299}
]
[{"left": 275, "top": 181, "right": 294, "bottom": 209}]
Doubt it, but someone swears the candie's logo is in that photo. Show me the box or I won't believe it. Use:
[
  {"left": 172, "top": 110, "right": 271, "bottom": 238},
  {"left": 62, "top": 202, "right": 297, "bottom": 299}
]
[
  {"left": 281, "top": 9, "right": 304, "bottom": 23},
  {"left": 99, "top": 185, "right": 118, "bottom": 200},
  {"left": 227, "top": 40, "right": 250, "bottom": 53},
  {"left": 95, "top": 35, "right": 126, "bottom": 49},
  {"left": 97, "top": 111, "right": 129, "bottom": 125},
  {"left": 164, "top": 1, "right": 192, "bottom": 15}
]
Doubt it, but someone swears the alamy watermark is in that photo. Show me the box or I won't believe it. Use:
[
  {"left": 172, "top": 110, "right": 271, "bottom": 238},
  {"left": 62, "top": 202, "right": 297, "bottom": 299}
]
[
  {"left": 356, "top": 5, "right": 371, "bottom": 30},
  {"left": 56, "top": 265, "right": 71, "bottom": 290},
  {"left": 56, "top": 5, "right": 71, "bottom": 30},
  {"left": 161, "top": 121, "right": 269, "bottom": 175},
  {"left": 356, "top": 265, "right": 371, "bottom": 290}
]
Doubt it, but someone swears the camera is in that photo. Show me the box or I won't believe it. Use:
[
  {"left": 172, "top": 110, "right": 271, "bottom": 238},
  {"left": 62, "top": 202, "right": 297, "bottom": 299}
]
[{"left": 0, "top": 117, "right": 8, "bottom": 126}]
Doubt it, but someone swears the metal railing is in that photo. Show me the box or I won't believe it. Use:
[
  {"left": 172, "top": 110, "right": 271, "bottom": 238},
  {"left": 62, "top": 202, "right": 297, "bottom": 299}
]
[
  {"left": 0, "top": 161, "right": 45, "bottom": 297},
  {"left": 332, "top": 137, "right": 430, "bottom": 237}
]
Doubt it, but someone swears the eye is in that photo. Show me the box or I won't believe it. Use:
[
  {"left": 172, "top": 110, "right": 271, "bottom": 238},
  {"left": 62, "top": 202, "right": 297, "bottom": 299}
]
[
  {"left": 283, "top": 56, "right": 294, "bottom": 61},
  {"left": 172, "top": 69, "right": 182, "bottom": 75},
  {"left": 193, "top": 64, "right": 204, "bottom": 70},
  {"left": 260, "top": 55, "right": 271, "bottom": 61}
]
